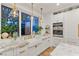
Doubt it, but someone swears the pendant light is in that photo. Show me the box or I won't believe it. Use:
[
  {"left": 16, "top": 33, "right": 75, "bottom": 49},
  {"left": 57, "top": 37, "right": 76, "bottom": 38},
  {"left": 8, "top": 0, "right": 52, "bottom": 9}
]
[
  {"left": 31, "top": 3, "right": 34, "bottom": 35},
  {"left": 31, "top": 3, "right": 33, "bottom": 20},
  {"left": 40, "top": 8, "right": 43, "bottom": 25},
  {"left": 9, "top": 3, "right": 18, "bottom": 18}
]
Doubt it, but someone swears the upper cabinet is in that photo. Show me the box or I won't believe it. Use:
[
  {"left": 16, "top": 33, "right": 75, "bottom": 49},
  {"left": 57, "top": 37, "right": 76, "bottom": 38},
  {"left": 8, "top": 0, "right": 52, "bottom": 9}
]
[{"left": 53, "top": 13, "right": 64, "bottom": 23}]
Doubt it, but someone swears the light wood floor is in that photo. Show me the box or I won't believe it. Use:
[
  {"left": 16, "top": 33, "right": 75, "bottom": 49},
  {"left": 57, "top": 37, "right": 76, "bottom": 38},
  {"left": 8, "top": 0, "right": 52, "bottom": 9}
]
[{"left": 39, "top": 47, "right": 55, "bottom": 56}]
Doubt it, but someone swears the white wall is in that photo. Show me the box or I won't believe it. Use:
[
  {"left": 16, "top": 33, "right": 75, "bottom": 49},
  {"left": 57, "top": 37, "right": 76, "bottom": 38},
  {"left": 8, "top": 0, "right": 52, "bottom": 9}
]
[
  {"left": 43, "top": 8, "right": 79, "bottom": 47},
  {"left": 50, "top": 8, "right": 79, "bottom": 47}
]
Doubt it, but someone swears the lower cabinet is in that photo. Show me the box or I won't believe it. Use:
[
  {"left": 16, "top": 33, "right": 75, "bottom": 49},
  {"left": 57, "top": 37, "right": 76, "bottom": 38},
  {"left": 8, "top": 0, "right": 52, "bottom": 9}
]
[
  {"left": 0, "top": 36, "right": 51, "bottom": 56},
  {"left": 16, "top": 46, "right": 28, "bottom": 56},
  {"left": 27, "top": 39, "right": 50, "bottom": 56},
  {"left": 0, "top": 46, "right": 28, "bottom": 56},
  {"left": 1, "top": 49, "right": 14, "bottom": 56}
]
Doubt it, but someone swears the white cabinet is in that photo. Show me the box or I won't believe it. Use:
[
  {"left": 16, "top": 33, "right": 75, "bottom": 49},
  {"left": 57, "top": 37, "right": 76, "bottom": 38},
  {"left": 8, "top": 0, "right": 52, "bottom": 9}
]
[
  {"left": 0, "top": 49, "right": 14, "bottom": 56},
  {"left": 51, "top": 37, "right": 63, "bottom": 47},
  {"left": 27, "top": 37, "right": 51, "bottom": 56},
  {"left": 53, "top": 13, "right": 64, "bottom": 23},
  {"left": 15, "top": 46, "right": 27, "bottom": 56}
]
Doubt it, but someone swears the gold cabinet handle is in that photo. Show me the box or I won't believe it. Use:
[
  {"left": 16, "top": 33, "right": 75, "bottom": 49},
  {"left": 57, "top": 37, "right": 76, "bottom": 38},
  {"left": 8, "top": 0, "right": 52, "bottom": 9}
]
[
  {"left": 0, "top": 53, "right": 2, "bottom": 55},
  {"left": 20, "top": 50, "right": 26, "bottom": 54},
  {"left": 35, "top": 45, "right": 37, "bottom": 48}
]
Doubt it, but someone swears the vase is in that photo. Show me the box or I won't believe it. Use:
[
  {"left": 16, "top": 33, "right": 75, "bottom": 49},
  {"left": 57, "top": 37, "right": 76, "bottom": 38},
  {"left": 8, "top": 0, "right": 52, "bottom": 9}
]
[
  {"left": 1, "top": 32, "right": 9, "bottom": 39},
  {"left": 13, "top": 32, "right": 18, "bottom": 40}
]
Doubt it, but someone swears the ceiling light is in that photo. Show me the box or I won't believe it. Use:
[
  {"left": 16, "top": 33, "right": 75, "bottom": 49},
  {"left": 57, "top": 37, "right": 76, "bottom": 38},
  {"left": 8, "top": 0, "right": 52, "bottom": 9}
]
[
  {"left": 9, "top": 3, "right": 18, "bottom": 18},
  {"left": 56, "top": 3, "right": 60, "bottom": 6}
]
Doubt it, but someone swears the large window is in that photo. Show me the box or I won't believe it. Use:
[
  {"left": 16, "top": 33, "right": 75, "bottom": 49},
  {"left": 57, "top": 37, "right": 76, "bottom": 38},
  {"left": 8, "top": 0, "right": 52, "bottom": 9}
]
[
  {"left": 33, "top": 16, "right": 39, "bottom": 33},
  {"left": 21, "top": 12, "right": 31, "bottom": 35},
  {"left": 1, "top": 5, "right": 39, "bottom": 38},
  {"left": 1, "top": 5, "right": 19, "bottom": 38}
]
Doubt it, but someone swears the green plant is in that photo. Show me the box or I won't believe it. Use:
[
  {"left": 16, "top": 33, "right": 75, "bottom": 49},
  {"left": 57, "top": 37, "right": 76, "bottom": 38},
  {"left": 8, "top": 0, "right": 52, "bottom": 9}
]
[
  {"left": 1, "top": 18, "right": 18, "bottom": 34},
  {"left": 38, "top": 26, "right": 43, "bottom": 31},
  {"left": 35, "top": 26, "right": 43, "bottom": 34},
  {"left": 35, "top": 26, "right": 43, "bottom": 32}
]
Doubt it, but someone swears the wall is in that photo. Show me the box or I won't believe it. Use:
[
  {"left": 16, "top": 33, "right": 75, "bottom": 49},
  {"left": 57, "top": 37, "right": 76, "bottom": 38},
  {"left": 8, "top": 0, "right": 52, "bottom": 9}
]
[
  {"left": 50, "top": 8, "right": 79, "bottom": 47},
  {"left": 43, "top": 13, "right": 53, "bottom": 47},
  {"left": 43, "top": 8, "right": 79, "bottom": 47}
]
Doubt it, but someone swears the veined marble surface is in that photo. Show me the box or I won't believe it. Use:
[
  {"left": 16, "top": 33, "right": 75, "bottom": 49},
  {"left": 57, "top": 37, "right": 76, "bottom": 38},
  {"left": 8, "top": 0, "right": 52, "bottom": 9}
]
[
  {"left": 50, "top": 43, "right": 79, "bottom": 56},
  {"left": 0, "top": 35, "right": 51, "bottom": 54}
]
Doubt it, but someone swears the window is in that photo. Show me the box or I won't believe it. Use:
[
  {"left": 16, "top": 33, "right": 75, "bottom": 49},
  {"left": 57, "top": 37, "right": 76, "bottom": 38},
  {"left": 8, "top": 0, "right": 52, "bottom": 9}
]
[
  {"left": 1, "top": 5, "right": 39, "bottom": 37},
  {"left": 21, "top": 12, "right": 31, "bottom": 35},
  {"left": 1, "top": 5, "right": 19, "bottom": 38},
  {"left": 33, "top": 16, "right": 39, "bottom": 33}
]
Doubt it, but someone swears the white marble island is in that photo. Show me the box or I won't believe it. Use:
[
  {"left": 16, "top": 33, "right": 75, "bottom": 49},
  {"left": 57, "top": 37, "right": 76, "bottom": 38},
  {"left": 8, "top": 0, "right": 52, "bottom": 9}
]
[{"left": 0, "top": 35, "right": 51, "bottom": 56}]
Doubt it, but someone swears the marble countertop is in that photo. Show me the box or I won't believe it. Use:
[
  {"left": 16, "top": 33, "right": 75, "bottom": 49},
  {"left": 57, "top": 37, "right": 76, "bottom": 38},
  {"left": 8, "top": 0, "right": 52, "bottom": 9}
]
[
  {"left": 0, "top": 41, "right": 28, "bottom": 53},
  {"left": 50, "top": 43, "right": 79, "bottom": 56},
  {"left": 0, "top": 35, "right": 51, "bottom": 54}
]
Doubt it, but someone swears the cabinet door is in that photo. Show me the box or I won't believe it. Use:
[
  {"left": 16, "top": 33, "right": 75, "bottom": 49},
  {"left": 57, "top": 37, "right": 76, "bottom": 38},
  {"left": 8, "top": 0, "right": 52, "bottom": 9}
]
[
  {"left": 35, "top": 40, "right": 50, "bottom": 56},
  {"left": 27, "top": 39, "right": 50, "bottom": 56},
  {"left": 15, "top": 46, "right": 27, "bottom": 56},
  {"left": 27, "top": 38, "right": 51, "bottom": 56},
  {"left": 54, "top": 13, "right": 64, "bottom": 23},
  {"left": 1, "top": 49, "right": 14, "bottom": 56},
  {"left": 27, "top": 46, "right": 37, "bottom": 56}
]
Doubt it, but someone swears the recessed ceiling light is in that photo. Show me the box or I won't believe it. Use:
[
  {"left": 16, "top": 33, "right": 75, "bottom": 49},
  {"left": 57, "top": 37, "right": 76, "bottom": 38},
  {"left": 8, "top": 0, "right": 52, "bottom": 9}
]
[{"left": 56, "top": 3, "right": 60, "bottom": 6}]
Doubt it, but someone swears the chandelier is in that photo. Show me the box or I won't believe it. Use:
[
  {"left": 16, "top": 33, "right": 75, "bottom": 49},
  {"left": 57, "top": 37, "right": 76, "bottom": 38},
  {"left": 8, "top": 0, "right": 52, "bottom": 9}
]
[{"left": 9, "top": 3, "right": 18, "bottom": 18}]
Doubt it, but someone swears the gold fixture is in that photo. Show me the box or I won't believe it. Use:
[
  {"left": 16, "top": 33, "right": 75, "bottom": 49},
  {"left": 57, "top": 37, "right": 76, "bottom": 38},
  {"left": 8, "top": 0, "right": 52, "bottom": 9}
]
[
  {"left": 9, "top": 3, "right": 18, "bottom": 17},
  {"left": 40, "top": 8, "right": 43, "bottom": 25},
  {"left": 31, "top": 3, "right": 34, "bottom": 20}
]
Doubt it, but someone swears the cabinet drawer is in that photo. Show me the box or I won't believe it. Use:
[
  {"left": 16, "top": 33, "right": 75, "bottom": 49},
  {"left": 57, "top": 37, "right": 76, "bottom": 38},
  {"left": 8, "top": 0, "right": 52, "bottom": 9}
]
[
  {"left": 0, "top": 49, "right": 14, "bottom": 56},
  {"left": 15, "top": 45, "right": 27, "bottom": 56}
]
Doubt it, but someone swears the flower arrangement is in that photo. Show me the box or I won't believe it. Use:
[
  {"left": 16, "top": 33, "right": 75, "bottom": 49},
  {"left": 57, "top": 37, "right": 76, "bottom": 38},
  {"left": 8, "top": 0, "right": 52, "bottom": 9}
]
[{"left": 35, "top": 26, "right": 43, "bottom": 34}]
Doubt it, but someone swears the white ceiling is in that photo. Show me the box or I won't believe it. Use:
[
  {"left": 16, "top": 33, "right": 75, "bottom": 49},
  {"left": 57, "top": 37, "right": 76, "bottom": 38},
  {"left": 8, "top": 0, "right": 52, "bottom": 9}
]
[
  {"left": 17, "top": 3, "right": 79, "bottom": 14},
  {"left": 2, "top": 3, "right": 79, "bottom": 14}
]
